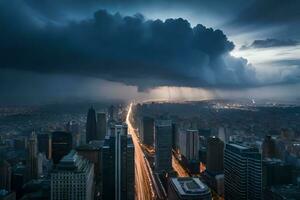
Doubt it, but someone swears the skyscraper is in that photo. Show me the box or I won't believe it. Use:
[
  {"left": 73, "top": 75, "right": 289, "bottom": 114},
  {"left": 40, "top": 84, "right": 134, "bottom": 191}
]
[
  {"left": 76, "top": 140, "right": 104, "bottom": 199},
  {"left": 206, "top": 137, "right": 224, "bottom": 174},
  {"left": 27, "top": 131, "right": 38, "bottom": 179},
  {"left": 66, "top": 120, "right": 80, "bottom": 147},
  {"left": 262, "top": 135, "right": 276, "bottom": 159},
  {"left": 37, "top": 133, "right": 50, "bottom": 159},
  {"left": 179, "top": 129, "right": 199, "bottom": 161},
  {"left": 141, "top": 116, "right": 154, "bottom": 146},
  {"left": 51, "top": 131, "right": 72, "bottom": 164},
  {"left": 154, "top": 119, "right": 172, "bottom": 173},
  {"left": 51, "top": 150, "right": 94, "bottom": 200},
  {"left": 102, "top": 123, "right": 134, "bottom": 200},
  {"left": 86, "top": 106, "right": 97, "bottom": 143},
  {"left": 97, "top": 112, "right": 107, "bottom": 140},
  {"left": 224, "top": 143, "right": 262, "bottom": 200},
  {"left": 0, "top": 160, "right": 12, "bottom": 192}
]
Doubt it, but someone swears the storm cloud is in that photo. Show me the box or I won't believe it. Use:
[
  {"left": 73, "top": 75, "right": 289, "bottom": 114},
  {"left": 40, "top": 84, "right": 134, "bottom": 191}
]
[{"left": 0, "top": 0, "right": 258, "bottom": 91}]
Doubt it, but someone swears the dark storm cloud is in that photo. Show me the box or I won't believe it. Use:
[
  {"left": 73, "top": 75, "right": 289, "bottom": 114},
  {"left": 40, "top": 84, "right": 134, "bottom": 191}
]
[
  {"left": 0, "top": 0, "right": 258, "bottom": 91},
  {"left": 229, "top": 0, "right": 300, "bottom": 39},
  {"left": 233, "top": 0, "right": 300, "bottom": 25},
  {"left": 241, "top": 39, "right": 299, "bottom": 49}
]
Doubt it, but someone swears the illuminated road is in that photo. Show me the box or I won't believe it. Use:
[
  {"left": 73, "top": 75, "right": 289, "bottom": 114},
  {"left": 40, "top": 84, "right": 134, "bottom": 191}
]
[
  {"left": 172, "top": 155, "right": 190, "bottom": 177},
  {"left": 126, "top": 103, "right": 155, "bottom": 200}
]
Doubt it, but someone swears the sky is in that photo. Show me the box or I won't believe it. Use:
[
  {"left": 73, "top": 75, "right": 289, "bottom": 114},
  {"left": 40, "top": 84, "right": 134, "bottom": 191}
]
[{"left": 0, "top": 0, "right": 299, "bottom": 104}]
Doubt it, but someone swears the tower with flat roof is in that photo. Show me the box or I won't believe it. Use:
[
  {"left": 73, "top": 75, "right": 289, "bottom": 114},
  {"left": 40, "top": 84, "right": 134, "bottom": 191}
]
[
  {"left": 86, "top": 106, "right": 97, "bottom": 143},
  {"left": 51, "top": 150, "right": 94, "bottom": 200},
  {"left": 224, "top": 143, "right": 262, "bottom": 200},
  {"left": 154, "top": 119, "right": 172, "bottom": 173},
  {"left": 102, "top": 123, "right": 134, "bottom": 200}
]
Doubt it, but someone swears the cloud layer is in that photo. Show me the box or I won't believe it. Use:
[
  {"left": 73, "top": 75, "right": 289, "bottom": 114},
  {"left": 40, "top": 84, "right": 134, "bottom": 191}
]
[
  {"left": 241, "top": 38, "right": 299, "bottom": 49},
  {"left": 0, "top": 0, "right": 258, "bottom": 91}
]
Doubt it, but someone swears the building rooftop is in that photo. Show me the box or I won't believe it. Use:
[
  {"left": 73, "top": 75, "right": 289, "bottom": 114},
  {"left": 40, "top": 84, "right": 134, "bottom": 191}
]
[
  {"left": 76, "top": 140, "right": 104, "bottom": 151},
  {"left": 170, "top": 177, "right": 210, "bottom": 197},
  {"left": 269, "top": 184, "right": 300, "bottom": 199},
  {"left": 155, "top": 119, "right": 172, "bottom": 127},
  {"left": 54, "top": 150, "right": 92, "bottom": 172},
  {"left": 226, "top": 143, "right": 259, "bottom": 154}
]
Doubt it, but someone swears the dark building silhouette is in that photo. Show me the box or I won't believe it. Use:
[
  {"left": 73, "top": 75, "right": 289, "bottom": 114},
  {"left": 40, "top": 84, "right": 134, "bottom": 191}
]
[
  {"left": 97, "top": 112, "right": 107, "bottom": 140},
  {"left": 0, "top": 160, "right": 12, "bottom": 192},
  {"left": 37, "top": 134, "right": 50, "bottom": 159},
  {"left": 66, "top": 120, "right": 80, "bottom": 147},
  {"left": 102, "top": 124, "right": 134, "bottom": 200},
  {"left": 141, "top": 116, "right": 154, "bottom": 146},
  {"left": 224, "top": 143, "right": 262, "bottom": 200},
  {"left": 262, "top": 159, "right": 293, "bottom": 188},
  {"left": 27, "top": 131, "right": 38, "bottom": 179},
  {"left": 86, "top": 107, "right": 97, "bottom": 143},
  {"left": 262, "top": 135, "right": 276, "bottom": 159},
  {"left": 51, "top": 131, "right": 72, "bottom": 164},
  {"left": 206, "top": 137, "right": 224, "bottom": 174},
  {"left": 154, "top": 120, "right": 172, "bottom": 173},
  {"left": 76, "top": 140, "right": 104, "bottom": 199}
]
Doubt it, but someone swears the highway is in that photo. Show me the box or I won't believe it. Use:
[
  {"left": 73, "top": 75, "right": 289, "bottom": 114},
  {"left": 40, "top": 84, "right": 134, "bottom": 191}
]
[
  {"left": 126, "top": 103, "right": 155, "bottom": 200},
  {"left": 172, "top": 154, "right": 190, "bottom": 177}
]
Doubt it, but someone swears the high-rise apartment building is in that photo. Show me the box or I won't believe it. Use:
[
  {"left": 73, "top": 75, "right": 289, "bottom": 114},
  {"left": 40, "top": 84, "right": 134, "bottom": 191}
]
[
  {"left": 154, "top": 119, "right": 172, "bottom": 173},
  {"left": 86, "top": 107, "right": 97, "bottom": 143},
  {"left": 102, "top": 124, "right": 134, "bottom": 200},
  {"left": 51, "top": 150, "right": 94, "bottom": 200},
  {"left": 224, "top": 143, "right": 262, "bottom": 200}
]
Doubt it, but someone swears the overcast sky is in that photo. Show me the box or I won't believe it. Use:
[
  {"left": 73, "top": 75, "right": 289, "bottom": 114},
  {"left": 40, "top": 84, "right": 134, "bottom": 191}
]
[{"left": 0, "top": 0, "right": 299, "bottom": 104}]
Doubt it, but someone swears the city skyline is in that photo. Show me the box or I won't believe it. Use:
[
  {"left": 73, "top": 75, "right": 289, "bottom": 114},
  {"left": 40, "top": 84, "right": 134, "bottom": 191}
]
[{"left": 0, "top": 1, "right": 300, "bottom": 200}]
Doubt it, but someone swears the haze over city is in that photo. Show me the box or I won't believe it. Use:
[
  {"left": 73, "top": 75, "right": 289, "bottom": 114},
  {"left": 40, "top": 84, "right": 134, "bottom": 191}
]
[{"left": 0, "top": 1, "right": 300, "bottom": 200}]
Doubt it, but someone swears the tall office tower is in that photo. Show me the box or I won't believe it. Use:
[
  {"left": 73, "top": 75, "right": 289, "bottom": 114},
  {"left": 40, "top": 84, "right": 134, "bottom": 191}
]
[
  {"left": 27, "top": 131, "right": 38, "bottom": 179},
  {"left": 224, "top": 143, "right": 262, "bottom": 200},
  {"left": 168, "top": 177, "right": 212, "bottom": 200},
  {"left": 172, "top": 123, "right": 178, "bottom": 150},
  {"left": 102, "top": 124, "right": 134, "bottom": 200},
  {"left": 108, "top": 105, "right": 116, "bottom": 121},
  {"left": 97, "top": 112, "right": 107, "bottom": 140},
  {"left": 262, "top": 135, "right": 276, "bottom": 159},
  {"left": 141, "top": 116, "right": 154, "bottom": 146},
  {"left": 51, "top": 131, "right": 72, "bottom": 164},
  {"left": 37, "top": 133, "right": 50, "bottom": 159},
  {"left": 206, "top": 137, "right": 224, "bottom": 174},
  {"left": 154, "top": 119, "right": 172, "bottom": 173},
  {"left": 66, "top": 120, "right": 80, "bottom": 147},
  {"left": 76, "top": 140, "right": 104, "bottom": 199},
  {"left": 262, "top": 159, "right": 293, "bottom": 188},
  {"left": 51, "top": 150, "right": 94, "bottom": 200},
  {"left": 0, "top": 160, "right": 12, "bottom": 192},
  {"left": 179, "top": 129, "right": 199, "bottom": 161},
  {"left": 86, "top": 106, "right": 97, "bottom": 143}
]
